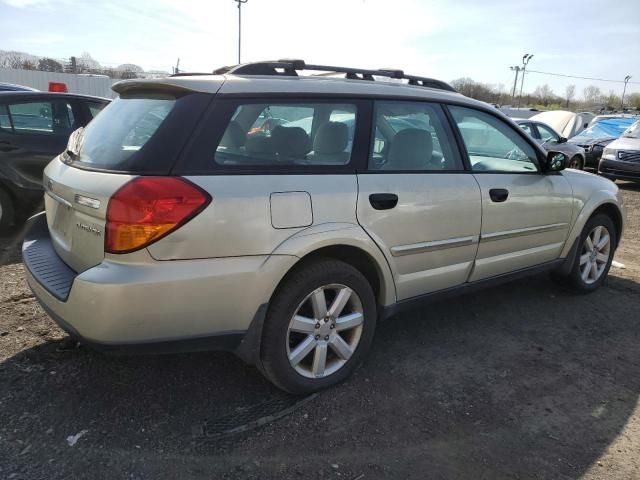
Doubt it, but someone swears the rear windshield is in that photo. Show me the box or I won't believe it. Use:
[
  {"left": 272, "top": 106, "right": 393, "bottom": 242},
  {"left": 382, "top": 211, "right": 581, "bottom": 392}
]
[{"left": 69, "top": 93, "right": 176, "bottom": 171}]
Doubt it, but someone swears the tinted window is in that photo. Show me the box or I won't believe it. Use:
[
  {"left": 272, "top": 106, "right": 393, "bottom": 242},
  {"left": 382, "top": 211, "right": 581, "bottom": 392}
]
[
  {"left": 518, "top": 122, "right": 535, "bottom": 137},
  {"left": 0, "top": 104, "right": 11, "bottom": 130},
  {"left": 215, "top": 103, "right": 356, "bottom": 166},
  {"left": 71, "top": 94, "right": 175, "bottom": 168},
  {"left": 536, "top": 123, "right": 559, "bottom": 142},
  {"left": 7, "top": 100, "right": 75, "bottom": 135},
  {"left": 87, "top": 101, "right": 107, "bottom": 119},
  {"left": 369, "top": 101, "right": 461, "bottom": 171},
  {"left": 449, "top": 106, "right": 539, "bottom": 173}
]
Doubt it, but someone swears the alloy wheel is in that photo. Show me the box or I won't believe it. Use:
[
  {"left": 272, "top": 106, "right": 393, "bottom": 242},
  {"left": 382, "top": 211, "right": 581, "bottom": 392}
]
[
  {"left": 579, "top": 225, "right": 611, "bottom": 284},
  {"left": 286, "top": 284, "right": 364, "bottom": 379}
]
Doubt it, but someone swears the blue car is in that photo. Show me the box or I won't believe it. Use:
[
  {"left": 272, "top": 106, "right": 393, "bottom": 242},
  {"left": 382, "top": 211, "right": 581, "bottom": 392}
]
[{"left": 569, "top": 116, "right": 639, "bottom": 168}]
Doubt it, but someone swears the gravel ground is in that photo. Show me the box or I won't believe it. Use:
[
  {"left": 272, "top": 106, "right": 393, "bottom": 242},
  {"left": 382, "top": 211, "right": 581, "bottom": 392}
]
[{"left": 1, "top": 182, "right": 639, "bottom": 480}]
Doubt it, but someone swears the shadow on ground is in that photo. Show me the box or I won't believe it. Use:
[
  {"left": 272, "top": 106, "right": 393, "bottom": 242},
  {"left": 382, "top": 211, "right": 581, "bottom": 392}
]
[{"left": 1, "top": 273, "right": 639, "bottom": 479}]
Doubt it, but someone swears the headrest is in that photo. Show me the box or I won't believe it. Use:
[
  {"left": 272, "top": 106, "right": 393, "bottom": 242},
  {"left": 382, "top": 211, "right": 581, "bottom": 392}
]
[
  {"left": 245, "top": 135, "right": 276, "bottom": 154},
  {"left": 387, "top": 128, "right": 433, "bottom": 170},
  {"left": 272, "top": 126, "right": 312, "bottom": 157},
  {"left": 313, "top": 122, "right": 349, "bottom": 154},
  {"left": 219, "top": 121, "right": 246, "bottom": 148}
]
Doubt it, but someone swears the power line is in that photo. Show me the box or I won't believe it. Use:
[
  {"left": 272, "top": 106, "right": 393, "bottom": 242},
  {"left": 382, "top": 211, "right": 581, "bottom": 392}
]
[{"left": 527, "top": 69, "right": 640, "bottom": 85}]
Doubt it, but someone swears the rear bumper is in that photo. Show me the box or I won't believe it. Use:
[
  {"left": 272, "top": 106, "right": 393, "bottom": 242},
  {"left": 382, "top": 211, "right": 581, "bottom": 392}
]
[
  {"left": 598, "top": 158, "right": 640, "bottom": 182},
  {"left": 23, "top": 212, "right": 297, "bottom": 354}
]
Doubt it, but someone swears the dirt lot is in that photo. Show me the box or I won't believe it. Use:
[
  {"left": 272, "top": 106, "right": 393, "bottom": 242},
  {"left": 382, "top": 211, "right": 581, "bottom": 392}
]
[{"left": 1, "top": 182, "right": 639, "bottom": 480}]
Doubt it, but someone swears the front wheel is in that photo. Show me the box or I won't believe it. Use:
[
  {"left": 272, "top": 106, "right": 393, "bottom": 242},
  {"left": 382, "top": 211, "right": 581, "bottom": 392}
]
[
  {"left": 553, "top": 214, "right": 617, "bottom": 292},
  {"left": 260, "top": 258, "right": 377, "bottom": 394},
  {"left": 568, "top": 155, "right": 584, "bottom": 170}
]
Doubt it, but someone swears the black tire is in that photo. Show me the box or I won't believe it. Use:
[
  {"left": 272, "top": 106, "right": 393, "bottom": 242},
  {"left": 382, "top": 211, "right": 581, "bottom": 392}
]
[
  {"left": 552, "top": 214, "right": 617, "bottom": 293},
  {"left": 0, "top": 188, "right": 14, "bottom": 229},
  {"left": 569, "top": 155, "right": 584, "bottom": 170},
  {"left": 260, "top": 258, "right": 377, "bottom": 394}
]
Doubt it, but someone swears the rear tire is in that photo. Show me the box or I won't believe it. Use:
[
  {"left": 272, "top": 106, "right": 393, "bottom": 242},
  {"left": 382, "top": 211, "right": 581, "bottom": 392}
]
[
  {"left": 0, "top": 188, "right": 14, "bottom": 229},
  {"left": 553, "top": 214, "right": 616, "bottom": 293},
  {"left": 260, "top": 258, "right": 377, "bottom": 394}
]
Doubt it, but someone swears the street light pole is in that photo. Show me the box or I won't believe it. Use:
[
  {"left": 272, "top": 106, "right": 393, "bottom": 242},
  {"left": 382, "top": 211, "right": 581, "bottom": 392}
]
[
  {"left": 234, "top": 0, "right": 248, "bottom": 65},
  {"left": 517, "top": 53, "right": 533, "bottom": 108},
  {"left": 621, "top": 75, "right": 632, "bottom": 110},
  {"left": 510, "top": 66, "right": 521, "bottom": 102}
]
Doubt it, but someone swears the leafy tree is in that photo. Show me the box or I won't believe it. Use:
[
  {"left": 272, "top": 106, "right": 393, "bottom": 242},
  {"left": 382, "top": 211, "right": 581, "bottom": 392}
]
[{"left": 38, "top": 57, "right": 64, "bottom": 72}]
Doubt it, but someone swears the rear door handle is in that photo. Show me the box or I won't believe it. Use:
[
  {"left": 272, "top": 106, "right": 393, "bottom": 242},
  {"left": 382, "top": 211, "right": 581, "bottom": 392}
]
[
  {"left": 0, "top": 140, "right": 18, "bottom": 152},
  {"left": 489, "top": 188, "right": 509, "bottom": 203},
  {"left": 369, "top": 193, "right": 398, "bottom": 210}
]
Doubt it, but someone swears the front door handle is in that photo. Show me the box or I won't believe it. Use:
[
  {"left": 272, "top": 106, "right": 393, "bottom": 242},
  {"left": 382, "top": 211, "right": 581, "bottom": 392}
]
[
  {"left": 489, "top": 188, "right": 509, "bottom": 203},
  {"left": 369, "top": 193, "right": 398, "bottom": 210}
]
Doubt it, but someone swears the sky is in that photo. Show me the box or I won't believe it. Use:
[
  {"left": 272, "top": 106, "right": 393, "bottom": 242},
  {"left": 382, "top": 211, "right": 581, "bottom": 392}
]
[{"left": 1, "top": 0, "right": 639, "bottom": 100}]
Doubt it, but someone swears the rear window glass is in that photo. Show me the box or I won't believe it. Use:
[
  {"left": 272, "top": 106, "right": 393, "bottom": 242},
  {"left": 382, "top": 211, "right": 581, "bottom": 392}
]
[
  {"left": 71, "top": 94, "right": 175, "bottom": 169},
  {"left": 214, "top": 102, "right": 356, "bottom": 166}
]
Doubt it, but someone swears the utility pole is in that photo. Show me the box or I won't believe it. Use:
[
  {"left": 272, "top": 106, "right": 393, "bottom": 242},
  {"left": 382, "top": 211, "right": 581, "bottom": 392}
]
[
  {"left": 174, "top": 58, "right": 180, "bottom": 75},
  {"left": 510, "top": 66, "right": 521, "bottom": 103},
  {"left": 234, "top": 0, "right": 248, "bottom": 64},
  {"left": 517, "top": 53, "right": 533, "bottom": 108},
  {"left": 621, "top": 75, "right": 632, "bottom": 109}
]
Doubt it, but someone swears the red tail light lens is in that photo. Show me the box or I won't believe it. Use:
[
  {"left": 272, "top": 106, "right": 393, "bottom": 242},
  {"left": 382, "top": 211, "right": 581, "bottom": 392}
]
[
  {"left": 48, "top": 82, "right": 68, "bottom": 92},
  {"left": 105, "top": 177, "right": 211, "bottom": 253}
]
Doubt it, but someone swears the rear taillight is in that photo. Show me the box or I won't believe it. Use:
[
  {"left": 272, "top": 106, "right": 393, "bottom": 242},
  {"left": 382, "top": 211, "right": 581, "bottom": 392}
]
[{"left": 105, "top": 177, "right": 211, "bottom": 254}]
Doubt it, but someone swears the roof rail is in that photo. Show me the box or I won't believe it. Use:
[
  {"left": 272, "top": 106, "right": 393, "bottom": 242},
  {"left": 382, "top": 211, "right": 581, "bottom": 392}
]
[{"left": 217, "top": 59, "right": 456, "bottom": 92}]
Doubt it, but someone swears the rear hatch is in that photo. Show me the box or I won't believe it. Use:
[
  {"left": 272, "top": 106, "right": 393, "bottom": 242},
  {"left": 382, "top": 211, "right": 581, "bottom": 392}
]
[{"left": 43, "top": 82, "right": 217, "bottom": 273}]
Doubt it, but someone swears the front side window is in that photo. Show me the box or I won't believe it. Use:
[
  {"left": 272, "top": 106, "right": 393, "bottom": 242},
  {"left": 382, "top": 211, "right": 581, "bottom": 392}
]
[
  {"left": 7, "top": 100, "right": 75, "bottom": 135},
  {"left": 536, "top": 123, "right": 559, "bottom": 142},
  {"left": 518, "top": 122, "right": 535, "bottom": 137},
  {"left": 449, "top": 106, "right": 539, "bottom": 173},
  {"left": 215, "top": 103, "right": 356, "bottom": 166},
  {"left": 368, "top": 101, "right": 462, "bottom": 171}
]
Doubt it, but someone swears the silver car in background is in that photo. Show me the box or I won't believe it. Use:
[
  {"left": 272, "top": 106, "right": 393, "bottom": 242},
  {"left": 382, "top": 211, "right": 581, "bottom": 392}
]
[{"left": 22, "top": 60, "right": 625, "bottom": 394}]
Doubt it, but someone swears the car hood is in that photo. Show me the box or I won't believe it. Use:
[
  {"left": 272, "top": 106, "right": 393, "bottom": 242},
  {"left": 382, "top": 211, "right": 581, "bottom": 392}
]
[
  {"left": 606, "top": 136, "right": 640, "bottom": 151},
  {"left": 562, "top": 167, "right": 618, "bottom": 196},
  {"left": 568, "top": 136, "right": 615, "bottom": 146}
]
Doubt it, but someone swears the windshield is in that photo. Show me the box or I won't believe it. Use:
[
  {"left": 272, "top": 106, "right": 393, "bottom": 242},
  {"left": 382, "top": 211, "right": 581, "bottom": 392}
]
[
  {"left": 622, "top": 120, "right": 640, "bottom": 139},
  {"left": 69, "top": 93, "right": 176, "bottom": 170},
  {"left": 572, "top": 117, "right": 637, "bottom": 141}
]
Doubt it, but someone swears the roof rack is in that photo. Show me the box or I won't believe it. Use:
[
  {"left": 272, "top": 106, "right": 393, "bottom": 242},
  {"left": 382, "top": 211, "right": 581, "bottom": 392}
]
[{"left": 212, "top": 59, "right": 456, "bottom": 92}]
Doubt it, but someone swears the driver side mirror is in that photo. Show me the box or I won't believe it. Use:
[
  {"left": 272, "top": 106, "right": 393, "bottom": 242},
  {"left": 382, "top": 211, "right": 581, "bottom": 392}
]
[
  {"left": 546, "top": 151, "right": 567, "bottom": 172},
  {"left": 558, "top": 136, "right": 568, "bottom": 144}
]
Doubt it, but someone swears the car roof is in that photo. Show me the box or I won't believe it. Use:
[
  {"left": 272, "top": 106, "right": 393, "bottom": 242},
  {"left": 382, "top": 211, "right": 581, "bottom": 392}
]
[
  {"left": 114, "top": 73, "right": 501, "bottom": 112},
  {"left": 0, "top": 91, "right": 110, "bottom": 102},
  {"left": 0, "top": 82, "right": 39, "bottom": 92}
]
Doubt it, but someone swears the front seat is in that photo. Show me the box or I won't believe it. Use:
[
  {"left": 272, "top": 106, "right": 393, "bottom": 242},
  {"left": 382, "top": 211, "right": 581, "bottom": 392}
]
[
  {"left": 383, "top": 128, "right": 433, "bottom": 170},
  {"left": 310, "top": 122, "right": 350, "bottom": 164}
]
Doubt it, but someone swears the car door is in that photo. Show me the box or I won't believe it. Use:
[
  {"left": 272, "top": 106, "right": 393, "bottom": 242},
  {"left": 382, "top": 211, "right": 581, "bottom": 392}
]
[
  {"left": 518, "top": 121, "right": 540, "bottom": 143},
  {"left": 0, "top": 97, "right": 80, "bottom": 191},
  {"left": 448, "top": 106, "right": 573, "bottom": 281},
  {"left": 357, "top": 100, "right": 482, "bottom": 300}
]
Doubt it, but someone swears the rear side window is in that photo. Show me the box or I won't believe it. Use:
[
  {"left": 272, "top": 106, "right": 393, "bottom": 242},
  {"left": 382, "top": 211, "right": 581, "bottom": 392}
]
[
  {"left": 0, "top": 104, "right": 11, "bottom": 130},
  {"left": 86, "top": 101, "right": 107, "bottom": 119},
  {"left": 72, "top": 94, "right": 175, "bottom": 169},
  {"left": 369, "top": 101, "right": 462, "bottom": 171},
  {"left": 214, "top": 102, "right": 357, "bottom": 166},
  {"left": 6, "top": 100, "right": 75, "bottom": 135}
]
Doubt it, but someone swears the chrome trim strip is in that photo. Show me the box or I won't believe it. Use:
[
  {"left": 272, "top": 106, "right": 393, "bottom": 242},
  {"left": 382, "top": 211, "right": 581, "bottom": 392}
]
[
  {"left": 391, "top": 236, "right": 477, "bottom": 257},
  {"left": 46, "top": 190, "right": 72, "bottom": 209},
  {"left": 74, "top": 194, "right": 101, "bottom": 209},
  {"left": 481, "top": 223, "right": 568, "bottom": 242}
]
